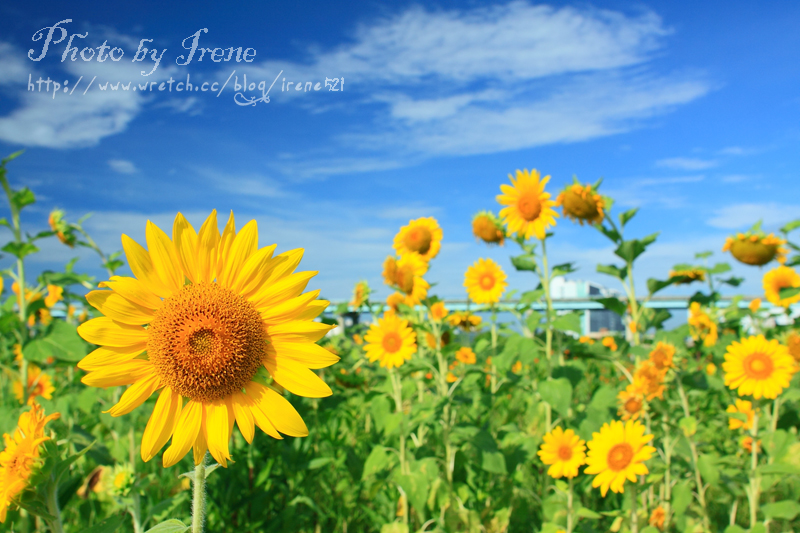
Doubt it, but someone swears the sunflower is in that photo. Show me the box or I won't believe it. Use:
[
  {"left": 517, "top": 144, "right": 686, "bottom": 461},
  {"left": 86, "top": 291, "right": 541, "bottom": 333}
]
[
  {"left": 0, "top": 404, "right": 60, "bottom": 522},
  {"left": 447, "top": 311, "right": 482, "bottom": 331},
  {"left": 668, "top": 268, "right": 706, "bottom": 285},
  {"left": 723, "top": 232, "right": 787, "bottom": 266},
  {"left": 649, "top": 506, "right": 666, "bottom": 530},
  {"left": 393, "top": 217, "right": 443, "bottom": 262},
  {"left": 787, "top": 331, "right": 800, "bottom": 362},
  {"left": 13, "top": 365, "right": 55, "bottom": 405},
  {"left": 386, "top": 292, "right": 405, "bottom": 313},
  {"left": 382, "top": 255, "right": 430, "bottom": 306},
  {"left": 425, "top": 331, "right": 451, "bottom": 350},
  {"left": 602, "top": 336, "right": 618, "bottom": 352},
  {"left": 537, "top": 427, "right": 586, "bottom": 479},
  {"left": 455, "top": 347, "right": 476, "bottom": 365},
  {"left": 648, "top": 342, "right": 675, "bottom": 371},
  {"left": 749, "top": 298, "right": 762, "bottom": 313},
  {"left": 688, "top": 302, "right": 718, "bottom": 347},
  {"left": 617, "top": 384, "right": 645, "bottom": 421},
  {"left": 49, "top": 209, "right": 76, "bottom": 247},
  {"left": 706, "top": 363, "right": 717, "bottom": 376},
  {"left": 429, "top": 301, "right": 448, "bottom": 322},
  {"left": 497, "top": 169, "right": 559, "bottom": 240},
  {"left": 741, "top": 436, "right": 760, "bottom": 453},
  {"left": 364, "top": 313, "right": 417, "bottom": 369},
  {"left": 723, "top": 334, "right": 796, "bottom": 399},
  {"left": 763, "top": 266, "right": 800, "bottom": 308},
  {"left": 556, "top": 183, "right": 605, "bottom": 225},
  {"left": 77, "top": 211, "right": 337, "bottom": 468},
  {"left": 726, "top": 399, "right": 755, "bottom": 431},
  {"left": 472, "top": 211, "right": 505, "bottom": 245},
  {"left": 464, "top": 258, "right": 508, "bottom": 304},
  {"left": 633, "top": 361, "right": 666, "bottom": 401},
  {"left": 584, "top": 419, "right": 655, "bottom": 496},
  {"left": 350, "top": 280, "right": 371, "bottom": 308}
]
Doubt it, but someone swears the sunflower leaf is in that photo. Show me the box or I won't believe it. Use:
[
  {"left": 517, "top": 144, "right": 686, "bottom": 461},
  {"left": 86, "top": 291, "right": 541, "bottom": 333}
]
[
  {"left": 781, "top": 219, "right": 800, "bottom": 234},
  {"left": 510, "top": 254, "right": 538, "bottom": 273},
  {"left": 594, "top": 296, "right": 627, "bottom": 317},
  {"left": 779, "top": 287, "right": 800, "bottom": 299},
  {"left": 144, "top": 519, "right": 189, "bottom": 533},
  {"left": 597, "top": 263, "right": 627, "bottom": 281},
  {"left": 619, "top": 208, "right": 639, "bottom": 227}
]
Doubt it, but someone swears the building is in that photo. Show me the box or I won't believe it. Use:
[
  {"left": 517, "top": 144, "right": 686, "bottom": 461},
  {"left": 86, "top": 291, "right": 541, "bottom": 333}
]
[{"left": 550, "top": 277, "right": 624, "bottom": 335}]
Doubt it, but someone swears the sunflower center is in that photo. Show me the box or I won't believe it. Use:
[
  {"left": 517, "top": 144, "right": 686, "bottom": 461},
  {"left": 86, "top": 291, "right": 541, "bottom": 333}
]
[
  {"left": 607, "top": 443, "right": 634, "bottom": 471},
  {"left": 479, "top": 273, "right": 496, "bottom": 290},
  {"left": 404, "top": 227, "right": 433, "bottom": 254},
  {"left": 517, "top": 192, "right": 542, "bottom": 221},
  {"left": 557, "top": 445, "right": 573, "bottom": 461},
  {"left": 744, "top": 352, "right": 774, "bottom": 379},
  {"left": 395, "top": 266, "right": 416, "bottom": 294},
  {"left": 625, "top": 397, "right": 642, "bottom": 414},
  {"left": 147, "top": 282, "right": 266, "bottom": 403},
  {"left": 382, "top": 332, "right": 402, "bottom": 353},
  {"left": 564, "top": 189, "right": 598, "bottom": 219}
]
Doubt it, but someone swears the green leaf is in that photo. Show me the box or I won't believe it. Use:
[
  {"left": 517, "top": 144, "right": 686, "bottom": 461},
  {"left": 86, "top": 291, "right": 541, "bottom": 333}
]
[
  {"left": 757, "top": 463, "right": 800, "bottom": 475},
  {"left": 597, "top": 264, "right": 627, "bottom": 281},
  {"left": 576, "top": 507, "right": 602, "bottom": 519},
  {"left": 380, "top": 523, "right": 409, "bottom": 533},
  {"left": 82, "top": 514, "right": 125, "bottom": 533},
  {"left": 723, "top": 526, "right": 746, "bottom": 533},
  {"left": 539, "top": 378, "right": 572, "bottom": 416},
  {"left": 678, "top": 416, "right": 697, "bottom": 437},
  {"left": 708, "top": 262, "right": 732, "bottom": 275},
  {"left": 761, "top": 500, "right": 800, "bottom": 520},
  {"left": 619, "top": 208, "right": 638, "bottom": 227},
  {"left": 779, "top": 287, "right": 800, "bottom": 300},
  {"left": 308, "top": 457, "right": 334, "bottom": 470},
  {"left": 144, "top": 519, "right": 189, "bottom": 533},
  {"left": 551, "top": 262, "right": 577, "bottom": 278},
  {"left": 552, "top": 312, "right": 582, "bottom": 334},
  {"left": 749, "top": 525, "right": 766, "bottom": 533},
  {"left": 695, "top": 250, "right": 713, "bottom": 259},
  {"left": 596, "top": 223, "right": 621, "bottom": 244},
  {"left": 481, "top": 451, "right": 507, "bottom": 474},
  {"left": 23, "top": 320, "right": 88, "bottom": 363},
  {"left": 1, "top": 150, "right": 24, "bottom": 165},
  {"left": 362, "top": 445, "right": 393, "bottom": 479},
  {"left": 697, "top": 454, "right": 719, "bottom": 486},
  {"left": 647, "top": 278, "right": 673, "bottom": 295},
  {"left": 614, "top": 233, "right": 659, "bottom": 263},
  {"left": 11, "top": 187, "right": 36, "bottom": 210},
  {"left": 595, "top": 296, "right": 627, "bottom": 317},
  {"left": 671, "top": 481, "right": 692, "bottom": 517},
  {"left": 519, "top": 289, "right": 544, "bottom": 305},
  {"left": 1, "top": 241, "right": 39, "bottom": 259},
  {"left": 511, "top": 254, "right": 538, "bottom": 272},
  {"left": 781, "top": 219, "right": 800, "bottom": 234}
]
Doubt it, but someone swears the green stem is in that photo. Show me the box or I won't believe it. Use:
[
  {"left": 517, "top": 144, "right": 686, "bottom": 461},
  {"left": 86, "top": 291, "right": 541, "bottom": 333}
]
[
  {"left": 390, "top": 370, "right": 408, "bottom": 474},
  {"left": 44, "top": 475, "right": 64, "bottom": 533},
  {"left": 677, "top": 380, "right": 710, "bottom": 531},
  {"left": 626, "top": 260, "right": 641, "bottom": 346},
  {"left": 490, "top": 304, "right": 498, "bottom": 394},
  {"left": 630, "top": 480, "right": 638, "bottom": 533},
  {"left": 771, "top": 397, "right": 780, "bottom": 432},
  {"left": 566, "top": 477, "right": 575, "bottom": 533},
  {"left": 192, "top": 456, "right": 207, "bottom": 533},
  {"left": 662, "top": 418, "right": 673, "bottom": 532},
  {"left": 749, "top": 410, "right": 760, "bottom": 529},
  {"left": 540, "top": 238, "right": 554, "bottom": 374}
]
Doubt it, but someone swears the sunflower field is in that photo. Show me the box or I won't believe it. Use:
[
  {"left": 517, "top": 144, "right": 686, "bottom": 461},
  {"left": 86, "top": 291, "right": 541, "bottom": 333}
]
[{"left": 2, "top": 151, "right": 800, "bottom": 533}]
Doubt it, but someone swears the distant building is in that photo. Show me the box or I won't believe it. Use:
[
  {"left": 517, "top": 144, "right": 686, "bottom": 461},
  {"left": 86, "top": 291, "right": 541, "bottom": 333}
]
[{"left": 550, "top": 277, "right": 624, "bottom": 335}]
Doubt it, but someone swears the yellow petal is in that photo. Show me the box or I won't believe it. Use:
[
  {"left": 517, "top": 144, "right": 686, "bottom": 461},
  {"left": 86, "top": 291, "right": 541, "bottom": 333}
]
[
  {"left": 81, "top": 360, "right": 154, "bottom": 387},
  {"left": 264, "top": 357, "right": 332, "bottom": 398},
  {"left": 218, "top": 219, "right": 258, "bottom": 287},
  {"left": 259, "top": 290, "right": 321, "bottom": 324},
  {"left": 106, "top": 374, "right": 162, "bottom": 416},
  {"left": 141, "top": 387, "right": 182, "bottom": 462},
  {"left": 242, "top": 382, "right": 282, "bottom": 439},
  {"left": 86, "top": 290, "right": 155, "bottom": 325},
  {"left": 215, "top": 211, "right": 237, "bottom": 280},
  {"left": 266, "top": 321, "right": 335, "bottom": 343},
  {"left": 193, "top": 416, "right": 209, "bottom": 465},
  {"left": 205, "top": 400, "right": 232, "bottom": 467},
  {"left": 77, "top": 344, "right": 146, "bottom": 371},
  {"left": 196, "top": 210, "right": 220, "bottom": 283},
  {"left": 256, "top": 387, "right": 308, "bottom": 437},
  {"left": 265, "top": 249, "right": 304, "bottom": 283},
  {"left": 266, "top": 341, "right": 340, "bottom": 369},
  {"left": 163, "top": 400, "right": 203, "bottom": 467},
  {"left": 99, "top": 276, "right": 162, "bottom": 309},
  {"left": 231, "top": 393, "right": 256, "bottom": 443},
  {"left": 121, "top": 234, "right": 172, "bottom": 298},
  {"left": 78, "top": 317, "right": 148, "bottom": 347},
  {"left": 146, "top": 220, "right": 184, "bottom": 293},
  {"left": 173, "top": 213, "right": 200, "bottom": 284},
  {"left": 251, "top": 271, "right": 317, "bottom": 310},
  {"left": 294, "top": 301, "right": 329, "bottom": 321},
  {"left": 232, "top": 245, "right": 280, "bottom": 295}
]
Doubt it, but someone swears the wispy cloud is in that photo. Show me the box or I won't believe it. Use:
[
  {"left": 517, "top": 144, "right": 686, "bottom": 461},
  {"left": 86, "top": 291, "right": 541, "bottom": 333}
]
[
  {"left": 656, "top": 157, "right": 717, "bottom": 170},
  {"left": 706, "top": 203, "right": 800, "bottom": 229},
  {"left": 108, "top": 159, "right": 138, "bottom": 174}
]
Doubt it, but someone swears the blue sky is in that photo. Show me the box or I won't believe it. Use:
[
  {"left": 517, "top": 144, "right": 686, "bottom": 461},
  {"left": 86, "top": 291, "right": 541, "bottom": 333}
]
[{"left": 0, "top": 1, "right": 799, "bottom": 302}]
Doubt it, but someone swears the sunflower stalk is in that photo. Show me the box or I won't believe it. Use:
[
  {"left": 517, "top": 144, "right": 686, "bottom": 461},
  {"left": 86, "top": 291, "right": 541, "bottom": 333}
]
[
  {"left": 490, "top": 304, "right": 498, "bottom": 394},
  {"left": 566, "top": 477, "right": 575, "bottom": 533},
  {"left": 431, "top": 320, "right": 455, "bottom": 484},
  {"left": 191, "top": 456, "right": 208, "bottom": 533},
  {"left": 676, "top": 379, "right": 711, "bottom": 531},
  {"left": 630, "top": 479, "right": 638, "bottom": 533},
  {"left": 748, "top": 410, "right": 760, "bottom": 529},
  {"left": 44, "top": 473, "right": 64, "bottom": 533}
]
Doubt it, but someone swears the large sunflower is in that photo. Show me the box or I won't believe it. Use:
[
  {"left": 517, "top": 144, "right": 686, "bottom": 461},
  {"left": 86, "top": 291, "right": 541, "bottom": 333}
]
[
  {"left": 77, "top": 211, "right": 337, "bottom": 468},
  {"left": 364, "top": 313, "right": 417, "bottom": 369},
  {"left": 556, "top": 183, "right": 605, "bottom": 225},
  {"left": 648, "top": 342, "right": 675, "bottom": 371},
  {"left": 393, "top": 217, "right": 443, "bottom": 262},
  {"left": 584, "top": 419, "right": 655, "bottom": 496},
  {"left": 497, "top": 169, "right": 559, "bottom": 240},
  {"left": 617, "top": 384, "right": 644, "bottom": 421},
  {"left": 382, "top": 255, "right": 430, "bottom": 306},
  {"left": 0, "top": 404, "right": 59, "bottom": 522},
  {"left": 537, "top": 426, "right": 586, "bottom": 479},
  {"left": 471, "top": 211, "right": 505, "bottom": 245},
  {"left": 726, "top": 399, "right": 755, "bottom": 431},
  {"left": 723, "top": 335, "right": 796, "bottom": 399},
  {"left": 763, "top": 266, "right": 800, "bottom": 308},
  {"left": 464, "top": 258, "right": 508, "bottom": 304},
  {"left": 723, "top": 232, "right": 787, "bottom": 266},
  {"left": 13, "top": 365, "right": 55, "bottom": 405}
]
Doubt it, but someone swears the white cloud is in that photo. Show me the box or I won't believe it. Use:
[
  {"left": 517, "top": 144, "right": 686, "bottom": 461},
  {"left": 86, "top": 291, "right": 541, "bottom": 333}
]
[
  {"left": 706, "top": 203, "right": 800, "bottom": 229},
  {"left": 0, "top": 43, "right": 31, "bottom": 86},
  {"left": 720, "top": 174, "right": 751, "bottom": 183},
  {"left": 108, "top": 159, "right": 137, "bottom": 174},
  {"left": 656, "top": 157, "right": 718, "bottom": 170}
]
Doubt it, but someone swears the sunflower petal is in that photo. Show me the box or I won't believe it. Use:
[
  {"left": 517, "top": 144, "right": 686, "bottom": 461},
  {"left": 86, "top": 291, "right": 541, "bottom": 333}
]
[
  {"left": 242, "top": 382, "right": 282, "bottom": 439},
  {"left": 78, "top": 317, "right": 148, "bottom": 347},
  {"left": 257, "top": 387, "right": 308, "bottom": 437},
  {"left": 78, "top": 344, "right": 146, "bottom": 371},
  {"left": 99, "top": 276, "right": 162, "bottom": 309},
  {"left": 265, "top": 249, "right": 304, "bottom": 283},
  {"left": 106, "top": 374, "right": 163, "bottom": 417},
  {"left": 264, "top": 357, "right": 332, "bottom": 398},
  {"left": 231, "top": 392, "right": 255, "bottom": 443},
  {"left": 197, "top": 210, "right": 220, "bottom": 283},
  {"left": 232, "top": 245, "right": 280, "bottom": 295},
  {"left": 266, "top": 341, "right": 340, "bottom": 369},
  {"left": 266, "top": 321, "right": 335, "bottom": 343},
  {"left": 146, "top": 220, "right": 184, "bottom": 293},
  {"left": 252, "top": 271, "right": 317, "bottom": 310},
  {"left": 173, "top": 213, "right": 200, "bottom": 284},
  {"left": 163, "top": 401, "right": 203, "bottom": 467},
  {"left": 121, "top": 234, "right": 172, "bottom": 298},
  {"left": 219, "top": 220, "right": 259, "bottom": 288},
  {"left": 215, "top": 211, "right": 237, "bottom": 279},
  {"left": 259, "top": 290, "right": 320, "bottom": 324},
  {"left": 86, "top": 290, "right": 155, "bottom": 325},
  {"left": 205, "top": 400, "right": 232, "bottom": 467},
  {"left": 193, "top": 417, "right": 209, "bottom": 466},
  {"left": 141, "top": 387, "right": 182, "bottom": 462},
  {"left": 81, "top": 360, "right": 154, "bottom": 387}
]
